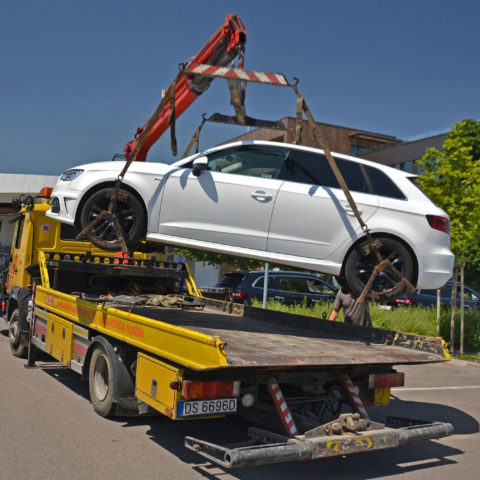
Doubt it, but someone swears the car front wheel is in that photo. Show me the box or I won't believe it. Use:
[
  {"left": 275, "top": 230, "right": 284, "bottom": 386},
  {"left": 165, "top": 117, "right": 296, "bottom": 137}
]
[
  {"left": 80, "top": 187, "right": 145, "bottom": 251},
  {"left": 343, "top": 236, "right": 415, "bottom": 301}
]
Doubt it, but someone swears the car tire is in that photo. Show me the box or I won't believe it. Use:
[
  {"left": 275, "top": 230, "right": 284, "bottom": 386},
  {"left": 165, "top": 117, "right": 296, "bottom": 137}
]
[
  {"left": 80, "top": 187, "right": 145, "bottom": 251},
  {"left": 88, "top": 345, "right": 117, "bottom": 417},
  {"left": 8, "top": 309, "right": 28, "bottom": 358},
  {"left": 343, "top": 236, "right": 415, "bottom": 301}
]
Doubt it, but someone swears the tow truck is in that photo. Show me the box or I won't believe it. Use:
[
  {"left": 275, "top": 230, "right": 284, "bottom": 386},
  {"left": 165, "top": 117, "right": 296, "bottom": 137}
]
[{"left": 1, "top": 190, "right": 453, "bottom": 469}]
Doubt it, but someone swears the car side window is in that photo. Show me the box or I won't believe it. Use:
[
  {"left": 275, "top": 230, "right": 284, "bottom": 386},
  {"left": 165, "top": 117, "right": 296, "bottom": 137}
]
[
  {"left": 305, "top": 278, "right": 336, "bottom": 294},
  {"left": 364, "top": 165, "right": 406, "bottom": 200},
  {"left": 440, "top": 284, "right": 452, "bottom": 298},
  {"left": 458, "top": 286, "right": 479, "bottom": 301},
  {"left": 279, "top": 150, "right": 370, "bottom": 193},
  {"left": 275, "top": 277, "right": 309, "bottom": 293},
  {"left": 419, "top": 289, "right": 437, "bottom": 296},
  {"left": 205, "top": 145, "right": 290, "bottom": 179}
]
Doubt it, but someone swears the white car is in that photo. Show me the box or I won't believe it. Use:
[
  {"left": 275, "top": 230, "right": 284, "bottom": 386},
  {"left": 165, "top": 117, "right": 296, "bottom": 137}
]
[{"left": 46, "top": 140, "right": 454, "bottom": 299}]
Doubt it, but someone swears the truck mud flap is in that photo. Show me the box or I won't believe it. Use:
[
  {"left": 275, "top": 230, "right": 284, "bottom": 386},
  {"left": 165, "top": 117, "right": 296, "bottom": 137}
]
[{"left": 185, "top": 422, "right": 453, "bottom": 468}]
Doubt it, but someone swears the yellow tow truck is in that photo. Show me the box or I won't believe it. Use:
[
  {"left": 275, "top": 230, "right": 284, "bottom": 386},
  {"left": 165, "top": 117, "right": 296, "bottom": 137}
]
[{"left": 2, "top": 190, "right": 453, "bottom": 468}]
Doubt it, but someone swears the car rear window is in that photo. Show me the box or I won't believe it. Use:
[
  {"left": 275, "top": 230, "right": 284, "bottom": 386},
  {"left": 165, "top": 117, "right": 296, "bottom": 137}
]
[{"left": 216, "top": 273, "right": 245, "bottom": 288}]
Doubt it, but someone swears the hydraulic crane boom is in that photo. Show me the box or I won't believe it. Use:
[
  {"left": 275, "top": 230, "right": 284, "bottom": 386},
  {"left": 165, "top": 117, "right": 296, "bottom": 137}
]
[{"left": 123, "top": 14, "right": 246, "bottom": 162}]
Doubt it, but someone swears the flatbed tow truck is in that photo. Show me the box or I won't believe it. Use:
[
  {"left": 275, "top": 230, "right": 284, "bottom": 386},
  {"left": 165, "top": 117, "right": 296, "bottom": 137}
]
[{"left": 1, "top": 192, "right": 453, "bottom": 469}]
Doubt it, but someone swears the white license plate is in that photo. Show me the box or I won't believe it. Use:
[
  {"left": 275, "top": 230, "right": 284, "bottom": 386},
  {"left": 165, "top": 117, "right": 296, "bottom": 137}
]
[{"left": 177, "top": 398, "right": 237, "bottom": 417}]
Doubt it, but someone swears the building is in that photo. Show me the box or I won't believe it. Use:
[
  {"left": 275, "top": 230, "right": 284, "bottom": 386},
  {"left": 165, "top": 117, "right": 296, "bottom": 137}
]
[
  {"left": 227, "top": 116, "right": 448, "bottom": 175},
  {"left": 0, "top": 173, "right": 58, "bottom": 253},
  {"left": 226, "top": 116, "right": 399, "bottom": 156}
]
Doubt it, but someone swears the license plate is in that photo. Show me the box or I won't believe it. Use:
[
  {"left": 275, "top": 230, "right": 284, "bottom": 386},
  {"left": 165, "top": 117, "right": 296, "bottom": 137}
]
[{"left": 177, "top": 398, "right": 237, "bottom": 417}]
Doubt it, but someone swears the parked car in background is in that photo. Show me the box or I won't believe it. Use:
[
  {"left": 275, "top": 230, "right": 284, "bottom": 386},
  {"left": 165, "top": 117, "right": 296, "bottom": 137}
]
[
  {"left": 394, "top": 281, "right": 480, "bottom": 308},
  {"left": 215, "top": 270, "right": 338, "bottom": 306},
  {"left": 46, "top": 140, "right": 455, "bottom": 300}
]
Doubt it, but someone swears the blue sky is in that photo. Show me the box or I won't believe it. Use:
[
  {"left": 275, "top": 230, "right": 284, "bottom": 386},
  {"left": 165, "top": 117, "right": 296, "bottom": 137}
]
[{"left": 1, "top": 0, "right": 479, "bottom": 174}]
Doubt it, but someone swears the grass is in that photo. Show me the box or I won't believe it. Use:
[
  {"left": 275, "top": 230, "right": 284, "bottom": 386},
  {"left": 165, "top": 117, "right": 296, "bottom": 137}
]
[{"left": 250, "top": 299, "right": 480, "bottom": 354}]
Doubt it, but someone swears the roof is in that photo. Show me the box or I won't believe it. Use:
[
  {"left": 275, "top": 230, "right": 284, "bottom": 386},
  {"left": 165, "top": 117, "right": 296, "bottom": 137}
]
[{"left": 0, "top": 173, "right": 58, "bottom": 203}]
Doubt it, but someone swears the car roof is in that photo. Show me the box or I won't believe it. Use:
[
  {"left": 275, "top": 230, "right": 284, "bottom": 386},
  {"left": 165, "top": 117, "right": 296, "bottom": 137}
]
[{"left": 174, "top": 140, "right": 415, "bottom": 179}]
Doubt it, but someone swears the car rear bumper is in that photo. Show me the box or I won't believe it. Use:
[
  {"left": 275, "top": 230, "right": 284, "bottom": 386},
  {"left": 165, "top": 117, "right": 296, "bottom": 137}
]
[{"left": 416, "top": 247, "right": 455, "bottom": 289}]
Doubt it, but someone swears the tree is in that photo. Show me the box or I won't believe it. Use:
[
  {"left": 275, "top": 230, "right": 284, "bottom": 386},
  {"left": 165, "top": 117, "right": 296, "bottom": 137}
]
[{"left": 416, "top": 119, "right": 480, "bottom": 287}]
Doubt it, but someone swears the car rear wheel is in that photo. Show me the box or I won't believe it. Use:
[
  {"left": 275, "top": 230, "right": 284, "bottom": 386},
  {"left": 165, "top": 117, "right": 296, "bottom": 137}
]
[
  {"left": 89, "top": 345, "right": 116, "bottom": 417},
  {"left": 80, "top": 187, "right": 145, "bottom": 251},
  {"left": 343, "top": 236, "right": 415, "bottom": 301}
]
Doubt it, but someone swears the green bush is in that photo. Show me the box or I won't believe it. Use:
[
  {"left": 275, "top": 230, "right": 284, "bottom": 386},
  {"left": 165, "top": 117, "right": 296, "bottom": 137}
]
[
  {"left": 439, "top": 308, "right": 480, "bottom": 353},
  {"left": 250, "top": 300, "right": 480, "bottom": 354}
]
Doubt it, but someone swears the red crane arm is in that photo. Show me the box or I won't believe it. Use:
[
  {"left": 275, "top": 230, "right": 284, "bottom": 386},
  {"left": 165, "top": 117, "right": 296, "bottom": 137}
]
[{"left": 123, "top": 14, "right": 246, "bottom": 162}]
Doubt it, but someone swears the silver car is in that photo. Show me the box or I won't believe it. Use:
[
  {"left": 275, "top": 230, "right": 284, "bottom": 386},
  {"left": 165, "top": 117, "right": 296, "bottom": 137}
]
[{"left": 46, "top": 140, "right": 454, "bottom": 299}]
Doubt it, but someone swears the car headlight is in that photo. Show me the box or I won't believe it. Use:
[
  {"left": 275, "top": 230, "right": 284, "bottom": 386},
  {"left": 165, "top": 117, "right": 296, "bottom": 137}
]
[{"left": 59, "top": 169, "right": 84, "bottom": 182}]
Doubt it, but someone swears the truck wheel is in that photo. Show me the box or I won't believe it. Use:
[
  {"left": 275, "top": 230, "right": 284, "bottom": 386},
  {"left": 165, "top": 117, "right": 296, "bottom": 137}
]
[
  {"left": 9, "top": 309, "right": 28, "bottom": 358},
  {"left": 343, "top": 236, "right": 415, "bottom": 301},
  {"left": 89, "top": 345, "right": 117, "bottom": 417},
  {"left": 80, "top": 187, "right": 145, "bottom": 251}
]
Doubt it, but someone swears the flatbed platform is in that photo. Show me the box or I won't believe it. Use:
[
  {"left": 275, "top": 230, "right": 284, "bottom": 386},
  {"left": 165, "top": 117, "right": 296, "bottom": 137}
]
[{"left": 123, "top": 301, "right": 448, "bottom": 370}]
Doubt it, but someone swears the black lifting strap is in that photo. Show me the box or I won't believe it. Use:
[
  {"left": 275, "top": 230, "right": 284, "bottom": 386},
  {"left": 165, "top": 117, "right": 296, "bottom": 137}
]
[
  {"left": 182, "top": 114, "right": 208, "bottom": 159},
  {"left": 294, "top": 94, "right": 304, "bottom": 145},
  {"left": 168, "top": 81, "right": 178, "bottom": 156}
]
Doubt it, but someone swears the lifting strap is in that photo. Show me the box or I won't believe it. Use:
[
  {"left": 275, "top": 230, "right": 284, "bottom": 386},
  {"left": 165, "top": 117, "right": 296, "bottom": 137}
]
[
  {"left": 168, "top": 82, "right": 178, "bottom": 156},
  {"left": 290, "top": 81, "right": 415, "bottom": 301},
  {"left": 182, "top": 114, "right": 208, "bottom": 158}
]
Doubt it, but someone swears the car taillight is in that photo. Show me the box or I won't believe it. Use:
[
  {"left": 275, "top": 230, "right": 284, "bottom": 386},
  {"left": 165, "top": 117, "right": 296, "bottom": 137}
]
[
  {"left": 231, "top": 290, "right": 247, "bottom": 300},
  {"left": 181, "top": 380, "right": 240, "bottom": 400},
  {"left": 427, "top": 215, "right": 450, "bottom": 233},
  {"left": 368, "top": 372, "right": 405, "bottom": 389},
  {"left": 395, "top": 297, "right": 414, "bottom": 305}
]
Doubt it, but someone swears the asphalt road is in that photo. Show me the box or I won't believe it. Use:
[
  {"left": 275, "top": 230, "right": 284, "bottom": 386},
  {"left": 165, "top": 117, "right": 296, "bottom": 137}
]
[{"left": 1, "top": 318, "right": 479, "bottom": 480}]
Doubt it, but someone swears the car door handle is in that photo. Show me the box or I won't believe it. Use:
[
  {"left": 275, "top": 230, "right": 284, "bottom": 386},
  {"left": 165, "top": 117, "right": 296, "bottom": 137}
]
[
  {"left": 342, "top": 206, "right": 362, "bottom": 216},
  {"left": 251, "top": 191, "right": 272, "bottom": 201}
]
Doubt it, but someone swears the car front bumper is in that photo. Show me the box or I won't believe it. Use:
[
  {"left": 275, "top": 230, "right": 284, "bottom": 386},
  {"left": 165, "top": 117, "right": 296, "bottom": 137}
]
[{"left": 45, "top": 181, "right": 82, "bottom": 225}]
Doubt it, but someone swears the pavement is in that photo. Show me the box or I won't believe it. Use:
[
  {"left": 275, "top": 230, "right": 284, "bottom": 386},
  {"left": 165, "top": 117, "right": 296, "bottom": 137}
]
[{"left": 1, "top": 316, "right": 480, "bottom": 480}]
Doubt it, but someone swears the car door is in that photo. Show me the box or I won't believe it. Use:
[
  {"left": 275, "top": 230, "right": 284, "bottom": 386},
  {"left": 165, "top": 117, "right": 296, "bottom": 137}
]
[
  {"left": 268, "top": 149, "right": 379, "bottom": 260},
  {"left": 157, "top": 145, "right": 289, "bottom": 250}
]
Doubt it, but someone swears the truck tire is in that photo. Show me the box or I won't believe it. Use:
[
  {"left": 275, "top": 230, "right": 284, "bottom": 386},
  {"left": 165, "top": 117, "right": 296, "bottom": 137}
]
[
  {"left": 80, "top": 187, "right": 145, "bottom": 251},
  {"left": 343, "top": 236, "right": 415, "bottom": 301},
  {"left": 8, "top": 309, "right": 28, "bottom": 358},
  {"left": 89, "top": 345, "right": 117, "bottom": 417}
]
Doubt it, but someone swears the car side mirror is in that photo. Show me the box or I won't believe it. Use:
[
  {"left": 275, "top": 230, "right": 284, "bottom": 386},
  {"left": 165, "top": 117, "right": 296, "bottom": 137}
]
[{"left": 192, "top": 156, "right": 209, "bottom": 177}]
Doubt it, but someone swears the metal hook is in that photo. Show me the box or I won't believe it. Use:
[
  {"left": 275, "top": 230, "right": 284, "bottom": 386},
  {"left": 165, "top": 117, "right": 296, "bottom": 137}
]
[{"left": 290, "top": 77, "right": 300, "bottom": 87}]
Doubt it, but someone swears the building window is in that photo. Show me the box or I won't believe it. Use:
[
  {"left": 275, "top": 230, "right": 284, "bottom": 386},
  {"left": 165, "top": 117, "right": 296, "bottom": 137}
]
[{"left": 350, "top": 145, "right": 371, "bottom": 156}]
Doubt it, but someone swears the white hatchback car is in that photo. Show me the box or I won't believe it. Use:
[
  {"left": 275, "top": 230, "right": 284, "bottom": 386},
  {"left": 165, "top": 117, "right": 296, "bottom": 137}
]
[{"left": 46, "top": 140, "right": 454, "bottom": 299}]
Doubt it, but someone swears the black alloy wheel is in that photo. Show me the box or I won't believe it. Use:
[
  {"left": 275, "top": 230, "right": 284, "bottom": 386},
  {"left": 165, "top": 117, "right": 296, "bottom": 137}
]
[
  {"left": 343, "top": 236, "right": 415, "bottom": 301},
  {"left": 80, "top": 187, "right": 145, "bottom": 251}
]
